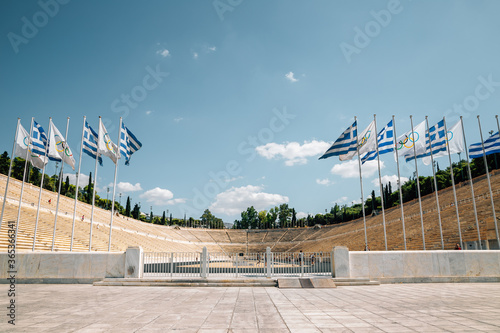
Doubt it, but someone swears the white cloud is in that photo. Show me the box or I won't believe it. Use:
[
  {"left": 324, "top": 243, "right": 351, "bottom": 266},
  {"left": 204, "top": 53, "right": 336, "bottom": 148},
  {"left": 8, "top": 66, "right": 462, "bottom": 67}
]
[
  {"left": 210, "top": 185, "right": 289, "bottom": 216},
  {"left": 139, "top": 187, "right": 174, "bottom": 206},
  {"left": 296, "top": 212, "right": 308, "bottom": 219},
  {"left": 146, "top": 110, "right": 153, "bottom": 115},
  {"left": 167, "top": 198, "right": 187, "bottom": 205},
  {"left": 333, "top": 196, "right": 348, "bottom": 204},
  {"left": 173, "top": 117, "right": 183, "bottom": 123},
  {"left": 371, "top": 175, "right": 409, "bottom": 190},
  {"left": 193, "top": 52, "right": 198, "bottom": 59},
  {"left": 116, "top": 182, "right": 142, "bottom": 192},
  {"left": 330, "top": 160, "right": 382, "bottom": 178},
  {"left": 316, "top": 178, "right": 334, "bottom": 186},
  {"left": 207, "top": 46, "right": 216, "bottom": 52},
  {"left": 256, "top": 140, "right": 331, "bottom": 166},
  {"left": 285, "top": 71, "right": 298, "bottom": 83},
  {"left": 156, "top": 49, "right": 170, "bottom": 57}
]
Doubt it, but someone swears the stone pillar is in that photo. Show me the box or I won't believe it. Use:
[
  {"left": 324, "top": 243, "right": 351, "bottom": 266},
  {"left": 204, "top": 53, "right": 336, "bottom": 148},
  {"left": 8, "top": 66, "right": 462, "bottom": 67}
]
[
  {"left": 333, "top": 246, "right": 350, "bottom": 278},
  {"left": 266, "top": 247, "right": 271, "bottom": 278},
  {"left": 201, "top": 247, "right": 208, "bottom": 278},
  {"left": 125, "top": 246, "right": 143, "bottom": 278}
]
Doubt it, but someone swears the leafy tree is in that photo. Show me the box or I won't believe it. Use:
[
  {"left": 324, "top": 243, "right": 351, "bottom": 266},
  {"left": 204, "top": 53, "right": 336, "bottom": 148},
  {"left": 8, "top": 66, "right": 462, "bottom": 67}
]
[
  {"left": 291, "top": 208, "right": 297, "bottom": 227},
  {"left": 125, "top": 196, "right": 131, "bottom": 217},
  {"left": 161, "top": 211, "right": 166, "bottom": 225},
  {"left": 278, "top": 203, "right": 291, "bottom": 228},
  {"left": 131, "top": 203, "right": 141, "bottom": 219},
  {"left": 258, "top": 210, "right": 268, "bottom": 229},
  {"left": 0, "top": 151, "right": 10, "bottom": 175}
]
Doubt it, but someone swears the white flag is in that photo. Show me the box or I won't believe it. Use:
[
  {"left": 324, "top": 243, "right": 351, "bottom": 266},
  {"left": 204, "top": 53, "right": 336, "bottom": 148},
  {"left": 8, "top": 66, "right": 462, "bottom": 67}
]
[
  {"left": 15, "top": 123, "right": 48, "bottom": 170},
  {"left": 98, "top": 118, "right": 119, "bottom": 164},
  {"left": 395, "top": 120, "right": 426, "bottom": 160},
  {"left": 48, "top": 121, "right": 76, "bottom": 170},
  {"left": 339, "top": 120, "right": 376, "bottom": 161}
]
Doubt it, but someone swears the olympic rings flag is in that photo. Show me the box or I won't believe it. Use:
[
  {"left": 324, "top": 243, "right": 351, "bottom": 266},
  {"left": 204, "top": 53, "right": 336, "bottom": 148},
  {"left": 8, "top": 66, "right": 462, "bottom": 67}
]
[
  {"left": 98, "top": 117, "right": 120, "bottom": 164},
  {"left": 395, "top": 119, "right": 426, "bottom": 160},
  {"left": 48, "top": 121, "right": 76, "bottom": 170},
  {"left": 15, "top": 122, "right": 48, "bottom": 170}
]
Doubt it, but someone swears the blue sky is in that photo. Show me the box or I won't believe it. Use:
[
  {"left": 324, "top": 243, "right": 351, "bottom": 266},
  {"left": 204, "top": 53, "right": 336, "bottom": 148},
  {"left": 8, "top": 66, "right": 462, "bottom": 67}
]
[{"left": 1, "top": 0, "right": 499, "bottom": 223}]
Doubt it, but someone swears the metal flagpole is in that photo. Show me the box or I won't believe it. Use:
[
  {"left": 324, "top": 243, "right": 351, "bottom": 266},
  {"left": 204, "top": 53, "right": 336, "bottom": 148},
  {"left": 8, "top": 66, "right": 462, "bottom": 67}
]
[
  {"left": 70, "top": 116, "right": 86, "bottom": 251},
  {"left": 460, "top": 116, "right": 481, "bottom": 249},
  {"left": 443, "top": 117, "right": 462, "bottom": 249},
  {"left": 425, "top": 117, "right": 444, "bottom": 249},
  {"left": 410, "top": 115, "right": 426, "bottom": 250},
  {"left": 477, "top": 115, "right": 499, "bottom": 247},
  {"left": 107, "top": 117, "right": 122, "bottom": 252},
  {"left": 14, "top": 117, "right": 34, "bottom": 247},
  {"left": 89, "top": 120, "right": 101, "bottom": 251},
  {"left": 0, "top": 118, "right": 21, "bottom": 233},
  {"left": 32, "top": 118, "right": 52, "bottom": 251},
  {"left": 51, "top": 117, "right": 70, "bottom": 251},
  {"left": 374, "top": 115, "right": 387, "bottom": 250},
  {"left": 354, "top": 116, "right": 368, "bottom": 249},
  {"left": 393, "top": 116, "right": 407, "bottom": 250}
]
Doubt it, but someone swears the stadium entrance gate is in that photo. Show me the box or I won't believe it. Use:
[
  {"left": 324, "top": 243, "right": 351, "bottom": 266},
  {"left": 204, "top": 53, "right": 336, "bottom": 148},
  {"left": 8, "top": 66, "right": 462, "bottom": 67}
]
[{"left": 143, "top": 247, "right": 332, "bottom": 278}]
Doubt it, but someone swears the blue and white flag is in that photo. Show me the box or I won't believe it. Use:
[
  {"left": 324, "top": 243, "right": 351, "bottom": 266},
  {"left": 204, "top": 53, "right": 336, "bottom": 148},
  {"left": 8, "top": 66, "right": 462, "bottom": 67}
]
[
  {"left": 120, "top": 121, "right": 142, "bottom": 165},
  {"left": 83, "top": 121, "right": 103, "bottom": 166},
  {"left": 361, "top": 119, "right": 394, "bottom": 164},
  {"left": 339, "top": 120, "right": 376, "bottom": 161},
  {"left": 469, "top": 131, "right": 500, "bottom": 159},
  {"left": 31, "top": 121, "right": 48, "bottom": 156},
  {"left": 15, "top": 122, "right": 48, "bottom": 170},
  {"left": 319, "top": 121, "right": 357, "bottom": 160},
  {"left": 405, "top": 119, "right": 447, "bottom": 164}
]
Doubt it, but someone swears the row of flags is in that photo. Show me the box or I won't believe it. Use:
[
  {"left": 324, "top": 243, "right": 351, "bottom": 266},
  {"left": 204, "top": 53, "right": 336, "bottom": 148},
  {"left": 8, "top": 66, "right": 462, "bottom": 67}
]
[
  {"left": 320, "top": 117, "right": 499, "bottom": 165},
  {"left": 319, "top": 114, "right": 499, "bottom": 251},
  {"left": 16, "top": 117, "right": 142, "bottom": 170},
  {"left": 5, "top": 116, "right": 143, "bottom": 253}
]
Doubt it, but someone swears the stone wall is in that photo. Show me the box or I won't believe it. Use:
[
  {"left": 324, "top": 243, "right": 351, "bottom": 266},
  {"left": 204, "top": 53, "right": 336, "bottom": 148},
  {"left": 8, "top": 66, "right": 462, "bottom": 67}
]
[
  {"left": 0, "top": 251, "right": 126, "bottom": 283},
  {"left": 335, "top": 247, "right": 500, "bottom": 283}
]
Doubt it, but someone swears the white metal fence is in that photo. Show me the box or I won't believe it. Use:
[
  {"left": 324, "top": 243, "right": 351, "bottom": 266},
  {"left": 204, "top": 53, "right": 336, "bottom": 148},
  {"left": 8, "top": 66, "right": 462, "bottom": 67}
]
[{"left": 143, "top": 247, "right": 332, "bottom": 278}]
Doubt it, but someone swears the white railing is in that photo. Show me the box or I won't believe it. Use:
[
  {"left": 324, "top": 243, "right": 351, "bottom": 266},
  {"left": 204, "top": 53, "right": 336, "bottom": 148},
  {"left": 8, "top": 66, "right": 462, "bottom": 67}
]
[{"left": 143, "top": 247, "right": 332, "bottom": 278}]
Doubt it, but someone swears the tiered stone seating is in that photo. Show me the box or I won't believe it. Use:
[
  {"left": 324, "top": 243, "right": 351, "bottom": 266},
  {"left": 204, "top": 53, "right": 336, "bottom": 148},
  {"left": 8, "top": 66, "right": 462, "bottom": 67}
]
[{"left": 0, "top": 170, "right": 498, "bottom": 254}]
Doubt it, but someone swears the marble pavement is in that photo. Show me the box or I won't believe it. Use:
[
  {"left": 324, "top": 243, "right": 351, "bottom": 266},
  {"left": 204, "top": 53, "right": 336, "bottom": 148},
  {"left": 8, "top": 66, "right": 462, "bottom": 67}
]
[{"left": 1, "top": 283, "right": 500, "bottom": 332}]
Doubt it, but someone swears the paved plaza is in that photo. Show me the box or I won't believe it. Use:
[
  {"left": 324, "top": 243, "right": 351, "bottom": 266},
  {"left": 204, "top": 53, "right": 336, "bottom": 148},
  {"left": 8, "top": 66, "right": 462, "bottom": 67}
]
[{"left": 1, "top": 283, "right": 500, "bottom": 332}]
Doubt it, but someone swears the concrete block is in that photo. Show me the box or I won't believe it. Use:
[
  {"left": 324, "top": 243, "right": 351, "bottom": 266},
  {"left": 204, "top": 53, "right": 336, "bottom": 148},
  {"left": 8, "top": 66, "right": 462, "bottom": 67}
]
[
  {"left": 277, "top": 279, "right": 301, "bottom": 288},
  {"left": 125, "top": 246, "right": 143, "bottom": 278},
  {"left": 333, "top": 246, "right": 349, "bottom": 278},
  {"left": 310, "top": 278, "right": 336, "bottom": 288}
]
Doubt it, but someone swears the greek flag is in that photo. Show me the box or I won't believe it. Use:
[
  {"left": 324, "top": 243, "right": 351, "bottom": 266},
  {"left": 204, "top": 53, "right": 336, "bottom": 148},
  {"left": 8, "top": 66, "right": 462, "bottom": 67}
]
[
  {"left": 120, "top": 121, "right": 142, "bottom": 165},
  {"left": 15, "top": 122, "right": 48, "bottom": 169},
  {"left": 469, "top": 131, "right": 500, "bottom": 159},
  {"left": 405, "top": 119, "right": 447, "bottom": 163},
  {"left": 319, "top": 121, "right": 357, "bottom": 160},
  {"left": 83, "top": 121, "right": 103, "bottom": 166},
  {"left": 361, "top": 119, "right": 394, "bottom": 164},
  {"left": 31, "top": 121, "right": 49, "bottom": 156}
]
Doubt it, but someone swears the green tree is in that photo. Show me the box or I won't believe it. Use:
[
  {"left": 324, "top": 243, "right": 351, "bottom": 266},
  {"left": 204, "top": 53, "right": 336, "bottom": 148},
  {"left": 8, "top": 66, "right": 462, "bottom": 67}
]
[
  {"left": 131, "top": 203, "right": 141, "bottom": 219},
  {"left": 161, "top": 211, "right": 166, "bottom": 225},
  {"left": 0, "top": 151, "right": 10, "bottom": 175},
  {"left": 278, "top": 203, "right": 291, "bottom": 228},
  {"left": 125, "top": 196, "right": 131, "bottom": 217},
  {"left": 291, "top": 208, "right": 297, "bottom": 227}
]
